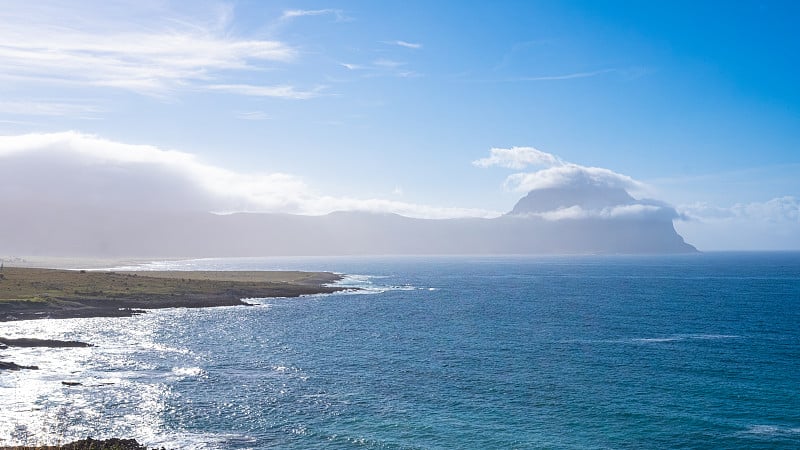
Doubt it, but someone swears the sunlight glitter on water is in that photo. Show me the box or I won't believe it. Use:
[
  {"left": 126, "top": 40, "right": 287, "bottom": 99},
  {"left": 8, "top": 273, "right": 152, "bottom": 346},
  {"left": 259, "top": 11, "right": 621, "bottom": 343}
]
[
  {"left": 0, "top": 312, "right": 189, "bottom": 446},
  {"left": 2, "top": 254, "right": 799, "bottom": 449}
]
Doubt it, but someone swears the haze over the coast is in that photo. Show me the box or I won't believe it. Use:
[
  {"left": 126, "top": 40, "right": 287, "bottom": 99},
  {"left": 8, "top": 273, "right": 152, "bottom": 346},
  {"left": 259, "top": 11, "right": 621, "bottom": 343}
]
[{"left": 0, "top": 1, "right": 798, "bottom": 251}]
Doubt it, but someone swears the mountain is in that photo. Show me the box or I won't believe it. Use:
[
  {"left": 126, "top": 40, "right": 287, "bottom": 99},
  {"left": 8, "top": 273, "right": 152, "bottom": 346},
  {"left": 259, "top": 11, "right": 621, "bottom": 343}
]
[
  {"left": 509, "top": 185, "right": 636, "bottom": 215},
  {"left": 0, "top": 189, "right": 697, "bottom": 257}
]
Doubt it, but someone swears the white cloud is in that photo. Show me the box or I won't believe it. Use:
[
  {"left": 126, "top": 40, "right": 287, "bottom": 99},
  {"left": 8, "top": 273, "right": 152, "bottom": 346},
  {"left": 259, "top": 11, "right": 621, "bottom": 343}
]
[
  {"left": 520, "top": 204, "right": 669, "bottom": 221},
  {"left": 472, "top": 146, "right": 563, "bottom": 169},
  {"left": 0, "top": 3, "right": 296, "bottom": 96},
  {"left": 340, "top": 63, "right": 365, "bottom": 70},
  {"left": 0, "top": 132, "right": 499, "bottom": 219},
  {"left": 675, "top": 197, "right": 800, "bottom": 250},
  {"left": 504, "top": 165, "right": 644, "bottom": 193},
  {"left": 512, "top": 69, "right": 615, "bottom": 82},
  {"left": 206, "top": 84, "right": 325, "bottom": 100},
  {"left": 0, "top": 100, "right": 104, "bottom": 118},
  {"left": 280, "top": 9, "right": 346, "bottom": 21},
  {"left": 391, "top": 40, "right": 422, "bottom": 49},
  {"left": 473, "top": 145, "right": 679, "bottom": 224},
  {"left": 373, "top": 59, "right": 407, "bottom": 69},
  {"left": 679, "top": 197, "right": 799, "bottom": 223},
  {"left": 235, "top": 111, "right": 271, "bottom": 121},
  {"left": 473, "top": 146, "right": 644, "bottom": 194},
  {"left": 340, "top": 60, "right": 417, "bottom": 79}
]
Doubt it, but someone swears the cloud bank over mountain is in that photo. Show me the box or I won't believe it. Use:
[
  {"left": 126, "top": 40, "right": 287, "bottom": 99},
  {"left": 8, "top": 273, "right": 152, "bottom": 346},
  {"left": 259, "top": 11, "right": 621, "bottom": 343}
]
[
  {"left": 473, "top": 146, "right": 677, "bottom": 221},
  {"left": 0, "top": 134, "right": 685, "bottom": 225},
  {"left": 4, "top": 132, "right": 790, "bottom": 253},
  {"left": 0, "top": 132, "right": 496, "bottom": 219},
  {"left": 0, "top": 133, "right": 697, "bottom": 256},
  {"left": 473, "top": 146, "right": 645, "bottom": 193}
]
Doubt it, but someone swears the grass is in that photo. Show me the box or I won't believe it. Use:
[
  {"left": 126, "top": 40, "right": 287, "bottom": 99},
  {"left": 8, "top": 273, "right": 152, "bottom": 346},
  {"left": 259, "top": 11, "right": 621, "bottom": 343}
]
[{"left": 0, "top": 267, "right": 339, "bottom": 303}]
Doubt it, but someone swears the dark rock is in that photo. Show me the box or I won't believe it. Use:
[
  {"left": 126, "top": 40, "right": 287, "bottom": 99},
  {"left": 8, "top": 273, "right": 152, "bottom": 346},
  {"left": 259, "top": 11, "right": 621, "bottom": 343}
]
[
  {"left": 58, "top": 437, "right": 148, "bottom": 450},
  {"left": 0, "top": 337, "right": 93, "bottom": 348},
  {"left": 0, "top": 361, "right": 39, "bottom": 370}
]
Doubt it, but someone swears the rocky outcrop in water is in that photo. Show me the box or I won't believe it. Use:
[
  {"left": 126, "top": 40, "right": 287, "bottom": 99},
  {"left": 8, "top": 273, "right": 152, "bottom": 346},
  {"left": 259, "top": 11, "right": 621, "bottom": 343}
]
[
  {"left": 1, "top": 437, "right": 166, "bottom": 450},
  {"left": 0, "top": 361, "right": 39, "bottom": 370},
  {"left": 0, "top": 337, "right": 93, "bottom": 348}
]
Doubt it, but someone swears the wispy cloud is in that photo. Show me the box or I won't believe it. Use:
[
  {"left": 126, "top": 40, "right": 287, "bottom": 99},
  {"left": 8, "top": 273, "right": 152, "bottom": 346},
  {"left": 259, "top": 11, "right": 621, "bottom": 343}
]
[
  {"left": 468, "top": 68, "right": 622, "bottom": 84},
  {"left": 373, "top": 59, "right": 407, "bottom": 69},
  {"left": 0, "top": 100, "right": 104, "bottom": 118},
  {"left": 389, "top": 40, "right": 422, "bottom": 49},
  {"left": 280, "top": 9, "right": 348, "bottom": 21},
  {"left": 235, "top": 111, "right": 271, "bottom": 121},
  {"left": 510, "top": 69, "right": 615, "bottom": 82},
  {"left": 0, "top": 3, "right": 296, "bottom": 97},
  {"left": 206, "top": 84, "right": 325, "bottom": 100},
  {"left": 339, "top": 60, "right": 417, "bottom": 78},
  {"left": 340, "top": 63, "right": 366, "bottom": 71},
  {"left": 473, "top": 146, "right": 564, "bottom": 169}
]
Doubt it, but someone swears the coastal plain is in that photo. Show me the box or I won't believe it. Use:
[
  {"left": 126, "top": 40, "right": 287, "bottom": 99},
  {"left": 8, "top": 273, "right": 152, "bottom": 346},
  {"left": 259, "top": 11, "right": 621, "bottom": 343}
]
[{"left": 0, "top": 267, "right": 344, "bottom": 321}]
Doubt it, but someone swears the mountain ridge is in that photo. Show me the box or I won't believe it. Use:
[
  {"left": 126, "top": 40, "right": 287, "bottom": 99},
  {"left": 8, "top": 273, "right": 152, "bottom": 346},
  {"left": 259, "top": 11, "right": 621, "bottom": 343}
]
[{"left": 0, "top": 189, "right": 697, "bottom": 257}]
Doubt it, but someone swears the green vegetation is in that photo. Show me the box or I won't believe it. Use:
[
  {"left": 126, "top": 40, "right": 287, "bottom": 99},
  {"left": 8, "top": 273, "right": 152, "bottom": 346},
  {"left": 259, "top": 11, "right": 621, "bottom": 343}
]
[
  {"left": 0, "top": 267, "right": 339, "bottom": 302},
  {"left": 0, "top": 267, "right": 343, "bottom": 321}
]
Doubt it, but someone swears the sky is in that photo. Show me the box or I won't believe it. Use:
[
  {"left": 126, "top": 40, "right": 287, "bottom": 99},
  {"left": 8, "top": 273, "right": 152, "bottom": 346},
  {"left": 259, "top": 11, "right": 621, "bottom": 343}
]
[{"left": 0, "top": 0, "right": 798, "bottom": 250}]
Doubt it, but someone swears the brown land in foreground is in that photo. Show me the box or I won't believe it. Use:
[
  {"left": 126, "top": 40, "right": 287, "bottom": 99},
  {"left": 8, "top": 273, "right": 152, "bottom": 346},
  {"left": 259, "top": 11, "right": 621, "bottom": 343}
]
[
  {"left": 0, "top": 437, "right": 155, "bottom": 450},
  {"left": 0, "top": 267, "right": 345, "bottom": 322}
]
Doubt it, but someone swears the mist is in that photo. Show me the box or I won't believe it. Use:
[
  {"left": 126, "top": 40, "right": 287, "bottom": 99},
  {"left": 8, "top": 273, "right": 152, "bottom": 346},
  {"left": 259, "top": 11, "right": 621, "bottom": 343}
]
[{"left": 0, "top": 132, "right": 695, "bottom": 257}]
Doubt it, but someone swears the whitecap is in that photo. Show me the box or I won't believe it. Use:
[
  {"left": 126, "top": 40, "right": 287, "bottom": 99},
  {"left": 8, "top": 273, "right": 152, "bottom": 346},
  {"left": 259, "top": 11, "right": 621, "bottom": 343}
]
[
  {"left": 631, "top": 337, "right": 682, "bottom": 343},
  {"left": 630, "top": 334, "right": 740, "bottom": 344},
  {"left": 292, "top": 274, "right": 431, "bottom": 297},
  {"left": 170, "top": 366, "right": 206, "bottom": 378},
  {"left": 742, "top": 424, "right": 800, "bottom": 437},
  {"left": 685, "top": 334, "right": 740, "bottom": 340}
]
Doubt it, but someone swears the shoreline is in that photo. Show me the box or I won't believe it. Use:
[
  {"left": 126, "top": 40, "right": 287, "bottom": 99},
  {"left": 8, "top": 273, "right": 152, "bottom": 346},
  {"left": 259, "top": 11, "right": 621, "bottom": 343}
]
[
  {"left": 0, "top": 267, "right": 349, "bottom": 373},
  {"left": 0, "top": 267, "right": 346, "bottom": 323}
]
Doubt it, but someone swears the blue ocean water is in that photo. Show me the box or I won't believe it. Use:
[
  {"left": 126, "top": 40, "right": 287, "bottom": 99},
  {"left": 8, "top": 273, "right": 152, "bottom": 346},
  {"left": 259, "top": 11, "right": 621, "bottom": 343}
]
[{"left": 1, "top": 253, "right": 799, "bottom": 448}]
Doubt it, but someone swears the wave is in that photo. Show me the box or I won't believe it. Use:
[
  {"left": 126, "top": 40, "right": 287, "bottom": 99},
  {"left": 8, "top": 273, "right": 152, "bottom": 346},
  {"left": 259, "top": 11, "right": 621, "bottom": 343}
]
[
  {"left": 288, "top": 273, "right": 431, "bottom": 297},
  {"left": 629, "top": 334, "right": 740, "bottom": 343},
  {"left": 561, "top": 334, "right": 741, "bottom": 345},
  {"left": 170, "top": 366, "right": 206, "bottom": 378},
  {"left": 742, "top": 424, "right": 800, "bottom": 437}
]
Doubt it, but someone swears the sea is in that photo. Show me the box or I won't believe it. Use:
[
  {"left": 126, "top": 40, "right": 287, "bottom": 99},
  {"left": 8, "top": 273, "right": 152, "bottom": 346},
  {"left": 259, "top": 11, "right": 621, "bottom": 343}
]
[{"left": 1, "top": 252, "right": 798, "bottom": 449}]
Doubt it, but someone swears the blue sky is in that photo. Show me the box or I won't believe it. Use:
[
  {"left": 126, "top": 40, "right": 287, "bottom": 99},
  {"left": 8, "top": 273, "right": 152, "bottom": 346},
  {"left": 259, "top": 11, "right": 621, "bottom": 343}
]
[{"left": 0, "top": 0, "right": 798, "bottom": 249}]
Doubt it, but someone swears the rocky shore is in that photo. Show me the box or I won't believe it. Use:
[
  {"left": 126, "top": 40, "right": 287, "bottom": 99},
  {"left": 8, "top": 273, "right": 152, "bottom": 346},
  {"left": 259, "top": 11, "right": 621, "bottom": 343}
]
[
  {"left": 0, "top": 267, "right": 348, "bottom": 373},
  {"left": 0, "top": 437, "right": 160, "bottom": 449},
  {"left": 0, "top": 267, "right": 350, "bottom": 446},
  {"left": 0, "top": 267, "right": 346, "bottom": 322}
]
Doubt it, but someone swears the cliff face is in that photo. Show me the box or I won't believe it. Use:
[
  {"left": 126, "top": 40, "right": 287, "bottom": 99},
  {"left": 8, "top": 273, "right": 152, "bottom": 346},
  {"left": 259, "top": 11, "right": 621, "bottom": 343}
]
[{"left": 0, "top": 188, "right": 697, "bottom": 257}]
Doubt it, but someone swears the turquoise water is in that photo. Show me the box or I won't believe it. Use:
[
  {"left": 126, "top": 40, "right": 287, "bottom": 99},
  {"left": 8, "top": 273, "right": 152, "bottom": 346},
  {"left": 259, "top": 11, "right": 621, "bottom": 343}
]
[{"left": 1, "top": 253, "right": 799, "bottom": 448}]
